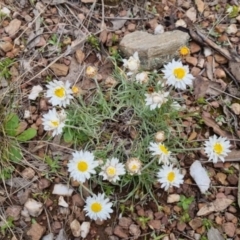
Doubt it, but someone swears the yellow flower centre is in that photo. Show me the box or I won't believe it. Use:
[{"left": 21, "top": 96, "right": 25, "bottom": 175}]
[
  {"left": 91, "top": 202, "right": 102, "bottom": 213},
  {"left": 50, "top": 120, "right": 59, "bottom": 127},
  {"left": 167, "top": 171, "right": 175, "bottom": 182},
  {"left": 173, "top": 68, "right": 186, "bottom": 80},
  {"left": 106, "top": 166, "right": 116, "bottom": 177},
  {"left": 54, "top": 87, "right": 65, "bottom": 98},
  {"left": 72, "top": 86, "right": 79, "bottom": 93},
  {"left": 77, "top": 160, "right": 88, "bottom": 172},
  {"left": 130, "top": 164, "right": 138, "bottom": 171},
  {"left": 159, "top": 144, "right": 169, "bottom": 154},
  {"left": 213, "top": 143, "right": 223, "bottom": 155},
  {"left": 179, "top": 46, "right": 190, "bottom": 56}
]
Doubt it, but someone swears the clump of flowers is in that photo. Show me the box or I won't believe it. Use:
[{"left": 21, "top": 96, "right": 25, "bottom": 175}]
[
  {"left": 162, "top": 59, "right": 194, "bottom": 90},
  {"left": 145, "top": 91, "right": 169, "bottom": 110},
  {"left": 157, "top": 164, "right": 184, "bottom": 191},
  {"left": 67, "top": 150, "right": 98, "bottom": 183},
  {"left": 99, "top": 158, "right": 126, "bottom": 183},
  {"left": 122, "top": 52, "right": 140, "bottom": 76},
  {"left": 149, "top": 142, "right": 171, "bottom": 164},
  {"left": 204, "top": 135, "right": 231, "bottom": 163},
  {"left": 42, "top": 108, "right": 66, "bottom": 136},
  {"left": 46, "top": 80, "right": 73, "bottom": 107},
  {"left": 126, "top": 158, "right": 142, "bottom": 175},
  {"left": 84, "top": 193, "right": 113, "bottom": 221}
]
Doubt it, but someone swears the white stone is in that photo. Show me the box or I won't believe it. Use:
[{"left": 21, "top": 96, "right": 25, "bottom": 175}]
[
  {"left": 190, "top": 160, "right": 210, "bottom": 194},
  {"left": 70, "top": 219, "right": 81, "bottom": 237},
  {"left": 120, "top": 30, "right": 189, "bottom": 70},
  {"left": 167, "top": 194, "right": 180, "bottom": 203},
  {"left": 204, "top": 47, "right": 212, "bottom": 57},
  {"left": 52, "top": 184, "right": 74, "bottom": 196},
  {"left": 28, "top": 85, "right": 43, "bottom": 100},
  {"left": 42, "top": 233, "right": 54, "bottom": 240},
  {"left": 226, "top": 24, "right": 238, "bottom": 35},
  {"left": 80, "top": 222, "right": 91, "bottom": 238},
  {"left": 175, "top": 19, "right": 187, "bottom": 28},
  {"left": 24, "top": 110, "right": 31, "bottom": 119},
  {"left": 58, "top": 196, "right": 69, "bottom": 208},
  {"left": 231, "top": 103, "right": 240, "bottom": 115},
  {"left": 154, "top": 24, "right": 164, "bottom": 35},
  {"left": 24, "top": 198, "right": 43, "bottom": 217}
]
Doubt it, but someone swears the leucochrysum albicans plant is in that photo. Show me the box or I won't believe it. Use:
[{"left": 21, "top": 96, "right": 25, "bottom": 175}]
[{"left": 35, "top": 52, "right": 233, "bottom": 221}]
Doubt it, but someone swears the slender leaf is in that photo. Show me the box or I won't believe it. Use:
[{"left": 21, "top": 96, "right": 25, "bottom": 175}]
[
  {"left": 16, "top": 128, "right": 37, "bottom": 141},
  {"left": 4, "top": 114, "right": 19, "bottom": 136}
]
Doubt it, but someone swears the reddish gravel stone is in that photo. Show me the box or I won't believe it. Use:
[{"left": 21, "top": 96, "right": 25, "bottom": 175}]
[
  {"left": 113, "top": 225, "right": 128, "bottom": 239},
  {"left": 118, "top": 217, "right": 132, "bottom": 229}
]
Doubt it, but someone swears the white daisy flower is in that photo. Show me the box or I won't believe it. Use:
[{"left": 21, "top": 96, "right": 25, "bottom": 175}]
[
  {"left": 204, "top": 135, "right": 231, "bottom": 163},
  {"left": 145, "top": 91, "right": 169, "bottom": 110},
  {"left": 46, "top": 80, "right": 73, "bottom": 107},
  {"left": 157, "top": 164, "right": 184, "bottom": 191},
  {"left": 135, "top": 72, "right": 149, "bottom": 84},
  {"left": 42, "top": 108, "right": 66, "bottom": 136},
  {"left": 122, "top": 52, "right": 140, "bottom": 76},
  {"left": 68, "top": 151, "right": 98, "bottom": 183},
  {"left": 126, "top": 158, "right": 142, "bottom": 175},
  {"left": 99, "top": 158, "right": 126, "bottom": 183},
  {"left": 84, "top": 193, "right": 113, "bottom": 221},
  {"left": 162, "top": 59, "right": 194, "bottom": 90},
  {"left": 149, "top": 142, "right": 171, "bottom": 164}
]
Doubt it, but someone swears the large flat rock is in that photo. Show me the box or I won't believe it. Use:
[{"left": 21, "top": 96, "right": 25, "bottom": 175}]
[{"left": 119, "top": 30, "right": 190, "bottom": 70}]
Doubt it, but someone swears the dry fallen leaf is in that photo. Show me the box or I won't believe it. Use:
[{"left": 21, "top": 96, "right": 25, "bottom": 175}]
[
  {"left": 207, "top": 227, "right": 225, "bottom": 240},
  {"left": 186, "top": 7, "right": 197, "bottom": 23},
  {"left": 202, "top": 114, "right": 231, "bottom": 138},
  {"left": 193, "top": 76, "right": 209, "bottom": 99},
  {"left": 225, "top": 150, "right": 240, "bottom": 161},
  {"left": 195, "top": 0, "right": 205, "bottom": 13},
  {"left": 229, "top": 61, "right": 240, "bottom": 82},
  {"left": 197, "top": 198, "right": 233, "bottom": 216},
  {"left": 109, "top": 9, "right": 131, "bottom": 31}
]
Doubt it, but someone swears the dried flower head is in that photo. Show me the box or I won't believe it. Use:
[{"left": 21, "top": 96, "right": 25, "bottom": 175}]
[
  {"left": 155, "top": 131, "right": 166, "bottom": 142},
  {"left": 86, "top": 66, "right": 98, "bottom": 78},
  {"left": 135, "top": 72, "right": 149, "bottom": 84},
  {"left": 126, "top": 158, "right": 142, "bottom": 175},
  {"left": 179, "top": 46, "right": 190, "bottom": 57},
  {"left": 122, "top": 52, "right": 140, "bottom": 76}
]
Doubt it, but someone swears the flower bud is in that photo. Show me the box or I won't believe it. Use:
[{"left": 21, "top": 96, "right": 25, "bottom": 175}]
[
  {"left": 155, "top": 131, "right": 165, "bottom": 142},
  {"left": 86, "top": 66, "right": 97, "bottom": 78}
]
